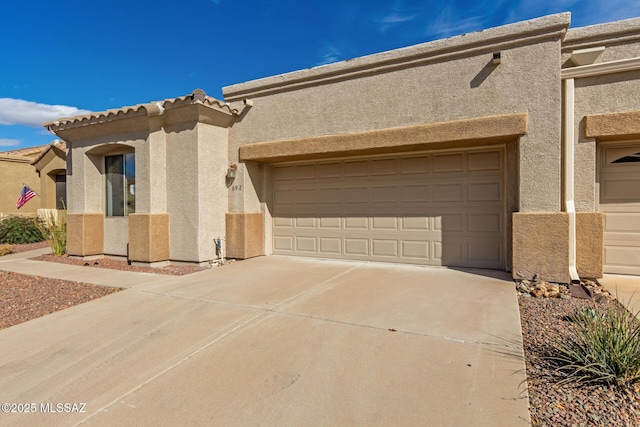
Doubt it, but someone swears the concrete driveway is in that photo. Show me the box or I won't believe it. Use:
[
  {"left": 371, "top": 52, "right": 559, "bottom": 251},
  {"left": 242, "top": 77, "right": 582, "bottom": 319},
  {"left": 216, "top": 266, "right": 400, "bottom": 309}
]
[{"left": 0, "top": 256, "right": 530, "bottom": 426}]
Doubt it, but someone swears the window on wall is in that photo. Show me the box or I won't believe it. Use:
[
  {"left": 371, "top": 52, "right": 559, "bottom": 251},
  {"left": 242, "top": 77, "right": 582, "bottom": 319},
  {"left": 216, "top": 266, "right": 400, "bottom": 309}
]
[
  {"left": 105, "top": 153, "right": 135, "bottom": 216},
  {"left": 55, "top": 174, "right": 67, "bottom": 210}
]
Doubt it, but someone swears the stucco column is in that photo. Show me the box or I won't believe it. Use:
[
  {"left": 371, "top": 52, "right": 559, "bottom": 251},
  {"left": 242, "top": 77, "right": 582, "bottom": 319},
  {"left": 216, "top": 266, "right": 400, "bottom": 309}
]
[{"left": 128, "top": 111, "right": 170, "bottom": 264}]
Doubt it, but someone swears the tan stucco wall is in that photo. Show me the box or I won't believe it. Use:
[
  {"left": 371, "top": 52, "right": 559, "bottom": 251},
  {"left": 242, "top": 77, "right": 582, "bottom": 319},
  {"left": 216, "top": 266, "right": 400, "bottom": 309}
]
[
  {"left": 562, "top": 17, "right": 640, "bottom": 65},
  {"left": 576, "top": 212, "right": 604, "bottom": 279},
  {"left": 225, "top": 14, "right": 569, "bottom": 215},
  {"left": 104, "top": 217, "right": 129, "bottom": 256},
  {"left": 225, "top": 212, "right": 264, "bottom": 259},
  {"left": 513, "top": 212, "right": 570, "bottom": 283},
  {"left": 572, "top": 71, "right": 640, "bottom": 212},
  {"left": 67, "top": 213, "right": 104, "bottom": 256},
  {"left": 165, "top": 121, "right": 229, "bottom": 263},
  {"left": 129, "top": 213, "right": 169, "bottom": 262},
  {"left": 561, "top": 17, "right": 640, "bottom": 213},
  {"left": 239, "top": 114, "right": 527, "bottom": 162},
  {"left": 0, "top": 156, "right": 40, "bottom": 216},
  {"left": 584, "top": 110, "right": 640, "bottom": 141}
]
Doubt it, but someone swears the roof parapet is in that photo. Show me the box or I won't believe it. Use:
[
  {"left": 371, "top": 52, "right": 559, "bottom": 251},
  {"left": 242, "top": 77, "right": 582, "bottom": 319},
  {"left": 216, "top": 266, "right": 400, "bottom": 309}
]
[{"left": 223, "top": 13, "right": 571, "bottom": 101}]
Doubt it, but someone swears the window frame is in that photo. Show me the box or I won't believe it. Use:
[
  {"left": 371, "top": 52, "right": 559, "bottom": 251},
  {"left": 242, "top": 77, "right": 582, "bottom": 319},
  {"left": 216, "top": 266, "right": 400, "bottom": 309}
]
[{"left": 105, "top": 152, "right": 135, "bottom": 217}]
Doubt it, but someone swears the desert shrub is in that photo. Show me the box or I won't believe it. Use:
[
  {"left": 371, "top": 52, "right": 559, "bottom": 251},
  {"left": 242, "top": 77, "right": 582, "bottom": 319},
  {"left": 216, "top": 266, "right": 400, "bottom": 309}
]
[
  {"left": 0, "top": 243, "right": 12, "bottom": 256},
  {"left": 551, "top": 299, "right": 640, "bottom": 386},
  {"left": 0, "top": 216, "right": 46, "bottom": 244},
  {"left": 37, "top": 211, "right": 67, "bottom": 256}
]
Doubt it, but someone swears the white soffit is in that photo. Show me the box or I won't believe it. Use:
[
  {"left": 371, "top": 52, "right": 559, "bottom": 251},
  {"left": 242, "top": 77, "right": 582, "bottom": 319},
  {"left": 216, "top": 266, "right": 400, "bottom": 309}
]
[{"left": 570, "top": 46, "right": 605, "bottom": 66}]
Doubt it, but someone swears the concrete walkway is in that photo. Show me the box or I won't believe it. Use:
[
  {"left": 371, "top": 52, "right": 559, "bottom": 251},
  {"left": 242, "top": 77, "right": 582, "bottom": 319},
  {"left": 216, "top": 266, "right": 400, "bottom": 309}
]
[
  {"left": 0, "top": 251, "right": 530, "bottom": 426},
  {"left": 599, "top": 274, "right": 640, "bottom": 313}
]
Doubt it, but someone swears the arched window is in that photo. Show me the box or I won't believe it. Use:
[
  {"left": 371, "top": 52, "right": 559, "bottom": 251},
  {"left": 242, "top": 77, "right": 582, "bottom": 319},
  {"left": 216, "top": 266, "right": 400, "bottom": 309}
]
[{"left": 612, "top": 152, "right": 640, "bottom": 163}]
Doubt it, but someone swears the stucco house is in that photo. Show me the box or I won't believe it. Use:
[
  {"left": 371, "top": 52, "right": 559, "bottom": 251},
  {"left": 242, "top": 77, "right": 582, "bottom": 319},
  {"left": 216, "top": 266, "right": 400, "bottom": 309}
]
[
  {"left": 30, "top": 141, "right": 68, "bottom": 211},
  {"left": 45, "top": 13, "right": 640, "bottom": 283},
  {"left": 0, "top": 142, "right": 67, "bottom": 217}
]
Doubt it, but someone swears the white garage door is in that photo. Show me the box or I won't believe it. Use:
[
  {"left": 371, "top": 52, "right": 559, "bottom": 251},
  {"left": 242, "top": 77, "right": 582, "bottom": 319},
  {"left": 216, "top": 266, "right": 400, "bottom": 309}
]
[
  {"left": 600, "top": 144, "right": 640, "bottom": 275},
  {"left": 272, "top": 148, "right": 505, "bottom": 269}
]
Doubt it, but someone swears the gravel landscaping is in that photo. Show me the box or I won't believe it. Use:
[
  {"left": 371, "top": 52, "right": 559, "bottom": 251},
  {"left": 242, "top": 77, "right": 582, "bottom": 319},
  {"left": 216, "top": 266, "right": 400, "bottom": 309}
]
[
  {"left": 520, "top": 295, "right": 640, "bottom": 426},
  {"left": 0, "top": 243, "right": 206, "bottom": 330},
  {"left": 0, "top": 271, "right": 121, "bottom": 330},
  {"left": 31, "top": 253, "right": 207, "bottom": 276}
]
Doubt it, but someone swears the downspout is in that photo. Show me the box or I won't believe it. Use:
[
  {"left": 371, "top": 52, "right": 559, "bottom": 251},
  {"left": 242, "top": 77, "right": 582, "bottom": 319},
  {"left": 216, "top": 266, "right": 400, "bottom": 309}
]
[{"left": 563, "top": 78, "right": 581, "bottom": 284}]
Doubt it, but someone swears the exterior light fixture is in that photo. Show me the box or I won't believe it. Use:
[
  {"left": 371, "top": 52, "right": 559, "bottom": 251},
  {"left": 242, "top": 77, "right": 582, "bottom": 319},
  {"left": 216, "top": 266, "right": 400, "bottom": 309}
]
[
  {"left": 492, "top": 52, "right": 501, "bottom": 65},
  {"left": 226, "top": 164, "right": 238, "bottom": 179}
]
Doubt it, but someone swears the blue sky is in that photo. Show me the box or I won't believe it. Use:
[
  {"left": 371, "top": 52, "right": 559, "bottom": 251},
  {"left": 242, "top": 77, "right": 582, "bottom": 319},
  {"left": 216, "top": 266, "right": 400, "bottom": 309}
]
[{"left": 1, "top": 0, "right": 638, "bottom": 149}]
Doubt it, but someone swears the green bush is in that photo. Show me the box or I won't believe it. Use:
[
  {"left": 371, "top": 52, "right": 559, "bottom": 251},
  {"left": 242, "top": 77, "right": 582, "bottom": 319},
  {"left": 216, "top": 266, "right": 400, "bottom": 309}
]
[
  {"left": 37, "top": 211, "right": 66, "bottom": 256},
  {"left": 551, "top": 299, "right": 640, "bottom": 386},
  {"left": 0, "top": 216, "right": 46, "bottom": 244}
]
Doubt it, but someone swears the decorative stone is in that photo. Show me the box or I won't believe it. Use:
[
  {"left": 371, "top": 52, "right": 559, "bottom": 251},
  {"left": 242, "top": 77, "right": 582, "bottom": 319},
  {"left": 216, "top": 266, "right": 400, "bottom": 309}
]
[{"left": 531, "top": 287, "right": 545, "bottom": 298}]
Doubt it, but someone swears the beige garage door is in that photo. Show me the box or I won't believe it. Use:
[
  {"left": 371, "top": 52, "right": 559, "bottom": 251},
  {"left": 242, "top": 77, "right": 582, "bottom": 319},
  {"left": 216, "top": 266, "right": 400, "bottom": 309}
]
[
  {"left": 600, "top": 144, "right": 640, "bottom": 275},
  {"left": 272, "top": 148, "right": 505, "bottom": 269}
]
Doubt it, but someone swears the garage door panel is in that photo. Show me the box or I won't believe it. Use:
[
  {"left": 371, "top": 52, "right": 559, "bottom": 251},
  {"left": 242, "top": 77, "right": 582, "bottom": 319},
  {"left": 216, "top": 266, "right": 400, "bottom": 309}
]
[
  {"left": 468, "top": 151, "right": 502, "bottom": 171},
  {"left": 272, "top": 150, "right": 504, "bottom": 268},
  {"left": 295, "top": 237, "right": 316, "bottom": 252},
  {"left": 468, "top": 181, "right": 502, "bottom": 202},
  {"left": 319, "top": 238, "right": 342, "bottom": 254},
  {"left": 400, "top": 184, "right": 430, "bottom": 202},
  {"left": 344, "top": 187, "right": 369, "bottom": 203},
  {"left": 604, "top": 213, "right": 640, "bottom": 232},
  {"left": 433, "top": 153, "right": 464, "bottom": 172},
  {"left": 433, "top": 184, "right": 464, "bottom": 202},
  {"left": 372, "top": 217, "right": 398, "bottom": 230},
  {"left": 468, "top": 213, "right": 502, "bottom": 232},
  {"left": 600, "top": 144, "right": 640, "bottom": 275},
  {"left": 604, "top": 246, "right": 640, "bottom": 268},
  {"left": 401, "top": 156, "right": 430, "bottom": 174},
  {"left": 372, "top": 239, "right": 399, "bottom": 257},
  {"left": 371, "top": 158, "right": 398, "bottom": 175},
  {"left": 468, "top": 240, "right": 502, "bottom": 264},
  {"left": 402, "top": 241, "right": 430, "bottom": 259},
  {"left": 345, "top": 217, "right": 369, "bottom": 229},
  {"left": 344, "top": 161, "right": 368, "bottom": 177},
  {"left": 345, "top": 239, "right": 369, "bottom": 256},
  {"left": 319, "top": 217, "right": 341, "bottom": 228},
  {"left": 274, "top": 235, "right": 294, "bottom": 251},
  {"left": 295, "top": 217, "right": 316, "bottom": 228},
  {"left": 601, "top": 178, "right": 640, "bottom": 202},
  {"left": 294, "top": 164, "right": 316, "bottom": 180},
  {"left": 371, "top": 185, "right": 399, "bottom": 203}
]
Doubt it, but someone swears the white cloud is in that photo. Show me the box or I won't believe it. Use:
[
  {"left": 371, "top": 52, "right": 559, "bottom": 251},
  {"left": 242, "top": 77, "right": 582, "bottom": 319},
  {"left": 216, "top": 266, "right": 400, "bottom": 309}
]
[
  {"left": 425, "top": 7, "right": 488, "bottom": 39},
  {"left": 0, "top": 139, "right": 21, "bottom": 147},
  {"left": 376, "top": 12, "right": 417, "bottom": 33},
  {"left": 317, "top": 44, "right": 343, "bottom": 65},
  {"left": 0, "top": 98, "right": 91, "bottom": 128}
]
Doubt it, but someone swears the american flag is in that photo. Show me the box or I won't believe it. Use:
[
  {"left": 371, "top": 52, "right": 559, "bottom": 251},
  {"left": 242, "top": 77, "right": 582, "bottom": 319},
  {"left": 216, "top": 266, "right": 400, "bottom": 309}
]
[{"left": 16, "top": 185, "right": 36, "bottom": 209}]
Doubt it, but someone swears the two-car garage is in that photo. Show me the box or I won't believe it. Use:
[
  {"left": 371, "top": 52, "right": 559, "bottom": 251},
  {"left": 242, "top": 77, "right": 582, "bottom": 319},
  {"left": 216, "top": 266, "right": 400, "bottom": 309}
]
[{"left": 271, "top": 147, "right": 506, "bottom": 269}]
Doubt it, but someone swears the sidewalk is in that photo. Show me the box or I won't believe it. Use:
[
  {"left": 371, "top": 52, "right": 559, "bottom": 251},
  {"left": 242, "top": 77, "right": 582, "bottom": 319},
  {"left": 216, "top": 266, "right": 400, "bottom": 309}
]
[
  {"left": 598, "top": 274, "right": 640, "bottom": 313},
  {"left": 0, "top": 248, "right": 176, "bottom": 289}
]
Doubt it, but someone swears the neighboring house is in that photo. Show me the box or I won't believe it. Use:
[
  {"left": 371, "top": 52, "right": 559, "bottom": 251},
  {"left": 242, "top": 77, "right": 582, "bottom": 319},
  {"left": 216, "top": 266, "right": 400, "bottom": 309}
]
[
  {"left": 45, "top": 13, "right": 640, "bottom": 282},
  {"left": 0, "top": 146, "right": 47, "bottom": 217},
  {"left": 30, "top": 140, "right": 68, "bottom": 211}
]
